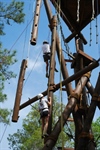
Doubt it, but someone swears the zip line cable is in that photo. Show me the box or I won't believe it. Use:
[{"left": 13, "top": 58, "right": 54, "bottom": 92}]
[
  {"left": 56, "top": 0, "right": 64, "bottom": 149},
  {"left": 26, "top": 0, "right": 36, "bottom": 64},
  {"left": 22, "top": 20, "right": 28, "bottom": 60},
  {"left": 0, "top": 112, "right": 12, "bottom": 143},
  {"left": 9, "top": 18, "right": 33, "bottom": 53},
  {"left": 0, "top": 0, "right": 36, "bottom": 144},
  {"left": 0, "top": 124, "right": 8, "bottom": 143},
  {"left": 24, "top": 49, "right": 42, "bottom": 86}
]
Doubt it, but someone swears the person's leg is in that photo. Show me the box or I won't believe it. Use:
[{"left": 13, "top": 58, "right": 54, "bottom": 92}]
[
  {"left": 43, "top": 55, "right": 49, "bottom": 77},
  {"left": 41, "top": 119, "right": 44, "bottom": 134},
  {"left": 43, "top": 116, "right": 49, "bottom": 136},
  {"left": 41, "top": 118, "right": 45, "bottom": 138},
  {"left": 45, "top": 61, "right": 49, "bottom": 78},
  {"left": 55, "top": 61, "right": 58, "bottom": 72}
]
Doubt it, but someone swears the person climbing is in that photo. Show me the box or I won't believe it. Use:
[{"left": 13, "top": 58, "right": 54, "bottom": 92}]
[
  {"left": 38, "top": 93, "right": 51, "bottom": 138},
  {"left": 42, "top": 41, "right": 58, "bottom": 78}
]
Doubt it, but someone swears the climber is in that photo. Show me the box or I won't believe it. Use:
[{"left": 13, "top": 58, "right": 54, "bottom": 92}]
[
  {"left": 38, "top": 93, "right": 51, "bottom": 138},
  {"left": 42, "top": 41, "right": 58, "bottom": 78}
]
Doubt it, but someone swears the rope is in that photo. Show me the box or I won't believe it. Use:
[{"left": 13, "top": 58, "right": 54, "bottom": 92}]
[
  {"left": 0, "top": 112, "right": 12, "bottom": 143},
  {"left": 9, "top": 18, "right": 33, "bottom": 53},
  {"left": 27, "top": 0, "right": 36, "bottom": 65},
  {"left": 56, "top": 0, "right": 64, "bottom": 149},
  {"left": 0, "top": 1, "right": 35, "bottom": 144},
  {"left": 57, "top": 15, "right": 74, "bottom": 59},
  {"left": 24, "top": 49, "right": 42, "bottom": 86},
  {"left": 22, "top": 20, "right": 28, "bottom": 60},
  {"left": 91, "top": 0, "right": 95, "bottom": 20},
  {"left": 96, "top": 0, "right": 99, "bottom": 44},
  {"left": 77, "top": 0, "right": 80, "bottom": 22},
  {"left": 89, "top": 21, "right": 92, "bottom": 46},
  {"left": 46, "top": 29, "right": 51, "bottom": 43},
  {"left": 0, "top": 123, "right": 8, "bottom": 143}
]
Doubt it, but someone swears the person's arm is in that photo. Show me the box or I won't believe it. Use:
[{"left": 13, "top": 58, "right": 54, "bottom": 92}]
[
  {"left": 47, "top": 97, "right": 51, "bottom": 106},
  {"left": 38, "top": 103, "right": 40, "bottom": 112}
]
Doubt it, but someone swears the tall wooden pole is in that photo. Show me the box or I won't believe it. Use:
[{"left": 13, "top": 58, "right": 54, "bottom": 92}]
[
  {"left": 30, "top": 0, "right": 42, "bottom": 45},
  {"left": 47, "top": 15, "right": 57, "bottom": 135},
  {"left": 77, "top": 73, "right": 100, "bottom": 150},
  {"left": 19, "top": 60, "right": 99, "bottom": 110},
  {"left": 43, "top": 0, "right": 73, "bottom": 96},
  {"left": 73, "top": 38, "right": 89, "bottom": 149},
  {"left": 12, "top": 59, "right": 27, "bottom": 122},
  {"left": 42, "top": 73, "right": 91, "bottom": 150}
]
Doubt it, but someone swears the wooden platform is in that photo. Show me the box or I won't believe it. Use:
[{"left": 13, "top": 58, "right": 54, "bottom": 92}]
[{"left": 50, "top": 0, "right": 100, "bottom": 43}]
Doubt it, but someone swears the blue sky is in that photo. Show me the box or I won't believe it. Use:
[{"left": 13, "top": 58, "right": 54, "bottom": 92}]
[{"left": 0, "top": 0, "right": 100, "bottom": 149}]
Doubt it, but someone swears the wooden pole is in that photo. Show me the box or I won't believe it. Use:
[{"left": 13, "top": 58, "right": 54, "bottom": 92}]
[
  {"left": 12, "top": 59, "right": 27, "bottom": 122},
  {"left": 73, "top": 38, "right": 89, "bottom": 149},
  {"left": 47, "top": 15, "right": 57, "bottom": 135},
  {"left": 19, "top": 60, "right": 99, "bottom": 110},
  {"left": 30, "top": 0, "right": 42, "bottom": 45},
  {"left": 42, "top": 73, "right": 91, "bottom": 150},
  {"left": 43, "top": 0, "right": 73, "bottom": 96},
  {"left": 77, "top": 73, "right": 100, "bottom": 150}
]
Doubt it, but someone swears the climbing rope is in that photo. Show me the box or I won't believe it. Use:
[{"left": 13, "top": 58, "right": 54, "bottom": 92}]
[
  {"left": 24, "top": 49, "right": 42, "bottom": 86},
  {"left": 77, "top": 0, "right": 80, "bottom": 22},
  {"left": 27, "top": 0, "right": 36, "bottom": 64},
  {"left": 96, "top": 0, "right": 99, "bottom": 44},
  {"left": 91, "top": 0, "right": 95, "bottom": 20},
  {"left": 56, "top": 0, "right": 64, "bottom": 149},
  {"left": 0, "top": 0, "right": 35, "bottom": 144},
  {"left": 89, "top": 21, "right": 92, "bottom": 46}
]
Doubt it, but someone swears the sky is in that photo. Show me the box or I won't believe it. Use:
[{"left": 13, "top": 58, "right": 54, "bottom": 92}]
[{"left": 0, "top": 0, "right": 100, "bottom": 149}]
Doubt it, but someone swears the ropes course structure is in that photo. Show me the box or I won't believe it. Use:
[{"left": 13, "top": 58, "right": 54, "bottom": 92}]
[{"left": 12, "top": 0, "right": 100, "bottom": 150}]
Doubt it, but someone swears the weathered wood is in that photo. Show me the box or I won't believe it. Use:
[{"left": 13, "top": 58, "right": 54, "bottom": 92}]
[
  {"left": 77, "top": 73, "right": 100, "bottom": 150},
  {"left": 19, "top": 60, "right": 99, "bottom": 110},
  {"left": 30, "top": 0, "right": 42, "bottom": 45},
  {"left": 42, "top": 74, "right": 91, "bottom": 150},
  {"left": 43, "top": 0, "right": 73, "bottom": 96},
  {"left": 50, "top": 0, "right": 87, "bottom": 44},
  {"left": 47, "top": 15, "right": 57, "bottom": 136},
  {"left": 73, "top": 38, "right": 88, "bottom": 149}
]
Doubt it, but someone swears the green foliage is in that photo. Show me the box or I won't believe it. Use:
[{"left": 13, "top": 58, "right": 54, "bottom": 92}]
[
  {"left": 52, "top": 95, "right": 73, "bottom": 147},
  {"left": 92, "top": 117, "right": 100, "bottom": 150},
  {"left": 7, "top": 96, "right": 75, "bottom": 149},
  {"left": 0, "top": 43, "right": 17, "bottom": 103},
  {"left": 8, "top": 103, "right": 44, "bottom": 150},
  {"left": 0, "top": 0, "right": 25, "bottom": 35},
  {"left": 0, "top": 108, "right": 11, "bottom": 124},
  {"left": 0, "top": 0, "right": 25, "bottom": 124}
]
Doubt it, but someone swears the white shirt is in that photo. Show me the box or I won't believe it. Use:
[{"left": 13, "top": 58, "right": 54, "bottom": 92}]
[
  {"left": 39, "top": 98, "right": 49, "bottom": 112},
  {"left": 42, "top": 43, "right": 50, "bottom": 54}
]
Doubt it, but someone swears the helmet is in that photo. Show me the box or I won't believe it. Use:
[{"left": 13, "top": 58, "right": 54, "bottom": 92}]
[
  {"left": 37, "top": 93, "right": 43, "bottom": 99},
  {"left": 43, "top": 41, "right": 49, "bottom": 44}
]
